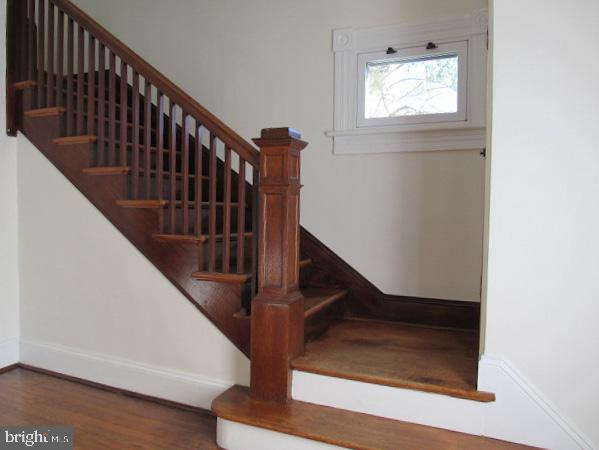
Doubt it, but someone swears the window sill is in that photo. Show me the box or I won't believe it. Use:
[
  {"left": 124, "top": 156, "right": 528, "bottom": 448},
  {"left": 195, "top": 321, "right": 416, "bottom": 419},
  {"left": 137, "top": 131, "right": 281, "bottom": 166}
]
[{"left": 326, "top": 124, "right": 486, "bottom": 155}]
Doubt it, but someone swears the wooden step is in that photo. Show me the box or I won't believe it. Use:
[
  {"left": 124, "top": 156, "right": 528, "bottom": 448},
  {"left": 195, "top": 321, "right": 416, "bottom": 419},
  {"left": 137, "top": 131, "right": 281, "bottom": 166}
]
[
  {"left": 212, "top": 386, "right": 529, "bottom": 450},
  {"left": 153, "top": 232, "right": 253, "bottom": 244},
  {"left": 53, "top": 135, "right": 97, "bottom": 145},
  {"left": 24, "top": 107, "right": 66, "bottom": 118},
  {"left": 299, "top": 258, "right": 312, "bottom": 269},
  {"left": 82, "top": 166, "right": 130, "bottom": 175},
  {"left": 302, "top": 288, "right": 347, "bottom": 318},
  {"left": 13, "top": 80, "right": 37, "bottom": 90},
  {"left": 291, "top": 318, "right": 496, "bottom": 402},
  {"left": 83, "top": 166, "right": 208, "bottom": 181},
  {"left": 116, "top": 199, "right": 243, "bottom": 209},
  {"left": 115, "top": 199, "right": 167, "bottom": 209},
  {"left": 191, "top": 271, "right": 251, "bottom": 284}
]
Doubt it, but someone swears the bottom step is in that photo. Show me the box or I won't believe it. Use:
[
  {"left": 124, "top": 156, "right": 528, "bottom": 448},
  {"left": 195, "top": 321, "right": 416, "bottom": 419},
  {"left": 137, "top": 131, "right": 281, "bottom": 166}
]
[{"left": 212, "top": 386, "right": 533, "bottom": 450}]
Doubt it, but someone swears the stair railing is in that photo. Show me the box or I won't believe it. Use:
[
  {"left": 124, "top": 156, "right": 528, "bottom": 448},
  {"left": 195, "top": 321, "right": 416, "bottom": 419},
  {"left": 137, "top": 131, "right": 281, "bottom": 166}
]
[
  {"left": 9, "top": 0, "right": 308, "bottom": 403},
  {"left": 10, "top": 0, "right": 263, "bottom": 290}
]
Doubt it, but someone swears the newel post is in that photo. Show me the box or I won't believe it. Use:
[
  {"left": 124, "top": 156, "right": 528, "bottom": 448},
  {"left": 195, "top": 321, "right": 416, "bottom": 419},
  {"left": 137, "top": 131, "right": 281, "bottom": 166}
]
[{"left": 250, "top": 127, "right": 308, "bottom": 402}]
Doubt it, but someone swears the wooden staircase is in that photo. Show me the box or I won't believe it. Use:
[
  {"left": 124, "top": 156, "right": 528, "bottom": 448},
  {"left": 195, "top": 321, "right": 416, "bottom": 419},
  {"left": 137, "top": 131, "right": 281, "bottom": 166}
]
[{"left": 7, "top": 0, "right": 497, "bottom": 447}]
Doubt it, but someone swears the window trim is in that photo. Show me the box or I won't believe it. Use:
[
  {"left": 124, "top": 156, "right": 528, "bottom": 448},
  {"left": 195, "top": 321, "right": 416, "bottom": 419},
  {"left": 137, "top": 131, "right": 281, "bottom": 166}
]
[
  {"left": 327, "top": 10, "right": 488, "bottom": 155},
  {"left": 357, "top": 41, "right": 468, "bottom": 128}
]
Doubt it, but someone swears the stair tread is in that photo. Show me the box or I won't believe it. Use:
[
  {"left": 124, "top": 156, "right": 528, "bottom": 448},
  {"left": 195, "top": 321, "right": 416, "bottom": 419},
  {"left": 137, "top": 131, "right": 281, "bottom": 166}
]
[
  {"left": 82, "top": 166, "right": 130, "bottom": 175},
  {"left": 84, "top": 166, "right": 209, "bottom": 180},
  {"left": 212, "top": 386, "right": 525, "bottom": 450},
  {"left": 116, "top": 199, "right": 243, "bottom": 208},
  {"left": 153, "top": 232, "right": 253, "bottom": 244},
  {"left": 14, "top": 80, "right": 37, "bottom": 90},
  {"left": 24, "top": 107, "right": 66, "bottom": 118},
  {"left": 53, "top": 135, "right": 97, "bottom": 145},
  {"left": 291, "top": 318, "right": 495, "bottom": 402},
  {"left": 302, "top": 288, "right": 347, "bottom": 318},
  {"left": 191, "top": 271, "right": 251, "bottom": 284}
]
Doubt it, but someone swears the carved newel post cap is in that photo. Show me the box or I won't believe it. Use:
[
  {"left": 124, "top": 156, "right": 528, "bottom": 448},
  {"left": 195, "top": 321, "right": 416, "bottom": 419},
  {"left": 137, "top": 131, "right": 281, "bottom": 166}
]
[{"left": 259, "top": 127, "right": 302, "bottom": 140}]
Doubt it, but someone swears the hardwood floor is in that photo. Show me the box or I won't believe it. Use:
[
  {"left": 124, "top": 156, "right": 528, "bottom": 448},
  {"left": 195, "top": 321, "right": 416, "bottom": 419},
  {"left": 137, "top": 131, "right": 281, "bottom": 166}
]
[
  {"left": 0, "top": 368, "right": 218, "bottom": 449},
  {"left": 292, "top": 318, "right": 494, "bottom": 401}
]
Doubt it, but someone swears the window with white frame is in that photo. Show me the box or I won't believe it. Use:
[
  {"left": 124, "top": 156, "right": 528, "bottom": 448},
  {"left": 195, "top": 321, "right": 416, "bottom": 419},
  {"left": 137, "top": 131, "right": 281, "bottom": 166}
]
[{"left": 328, "top": 10, "right": 488, "bottom": 154}]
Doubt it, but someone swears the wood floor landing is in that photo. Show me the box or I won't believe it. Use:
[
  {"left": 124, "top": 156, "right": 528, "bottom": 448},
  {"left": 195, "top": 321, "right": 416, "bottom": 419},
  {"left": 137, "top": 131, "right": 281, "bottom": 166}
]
[
  {"left": 0, "top": 368, "right": 218, "bottom": 449},
  {"left": 213, "top": 385, "right": 534, "bottom": 450},
  {"left": 292, "top": 318, "right": 495, "bottom": 402}
]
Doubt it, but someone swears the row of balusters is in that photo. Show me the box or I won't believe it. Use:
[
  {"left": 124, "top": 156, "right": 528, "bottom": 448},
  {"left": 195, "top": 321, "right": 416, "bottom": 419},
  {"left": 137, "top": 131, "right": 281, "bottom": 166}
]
[{"left": 15, "top": 0, "right": 258, "bottom": 276}]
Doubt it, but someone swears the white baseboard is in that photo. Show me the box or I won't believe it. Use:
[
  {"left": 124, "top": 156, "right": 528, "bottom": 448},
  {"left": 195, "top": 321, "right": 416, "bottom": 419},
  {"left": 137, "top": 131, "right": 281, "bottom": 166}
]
[
  {"left": 478, "top": 355, "right": 595, "bottom": 450},
  {"left": 217, "top": 419, "right": 346, "bottom": 450},
  {"left": 292, "top": 355, "right": 595, "bottom": 450},
  {"left": 0, "top": 338, "right": 19, "bottom": 369},
  {"left": 19, "top": 339, "right": 235, "bottom": 410}
]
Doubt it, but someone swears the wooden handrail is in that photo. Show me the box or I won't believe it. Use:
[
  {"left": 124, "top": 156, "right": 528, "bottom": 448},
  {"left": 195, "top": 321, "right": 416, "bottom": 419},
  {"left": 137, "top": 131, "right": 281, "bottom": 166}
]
[{"left": 50, "top": 0, "right": 260, "bottom": 168}]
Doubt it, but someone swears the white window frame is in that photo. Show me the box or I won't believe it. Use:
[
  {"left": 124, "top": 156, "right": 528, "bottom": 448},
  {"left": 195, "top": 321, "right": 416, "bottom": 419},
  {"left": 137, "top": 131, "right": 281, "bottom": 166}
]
[
  {"left": 327, "top": 10, "right": 488, "bottom": 155},
  {"left": 357, "top": 41, "right": 468, "bottom": 127}
]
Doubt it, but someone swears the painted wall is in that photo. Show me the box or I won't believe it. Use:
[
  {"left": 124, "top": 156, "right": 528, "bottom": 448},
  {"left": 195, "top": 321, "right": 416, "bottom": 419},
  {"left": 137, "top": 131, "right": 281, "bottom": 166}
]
[
  {"left": 484, "top": 0, "right": 599, "bottom": 447},
  {"left": 17, "top": 135, "right": 249, "bottom": 407},
  {"left": 0, "top": 0, "right": 20, "bottom": 366},
  {"left": 71, "top": 0, "right": 487, "bottom": 302}
]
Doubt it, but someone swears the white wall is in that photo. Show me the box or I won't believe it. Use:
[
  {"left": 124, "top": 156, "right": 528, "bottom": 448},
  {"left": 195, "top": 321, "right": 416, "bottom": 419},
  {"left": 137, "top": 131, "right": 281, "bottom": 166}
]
[
  {"left": 17, "top": 135, "right": 249, "bottom": 407},
  {"left": 484, "top": 0, "right": 599, "bottom": 447},
  {"left": 72, "top": 0, "right": 487, "bottom": 302},
  {"left": 0, "top": 0, "right": 20, "bottom": 367}
]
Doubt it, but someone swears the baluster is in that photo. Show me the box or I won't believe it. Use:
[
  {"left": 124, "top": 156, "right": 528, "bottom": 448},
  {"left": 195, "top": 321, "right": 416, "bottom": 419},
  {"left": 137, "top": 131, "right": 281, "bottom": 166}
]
[
  {"left": 208, "top": 134, "right": 217, "bottom": 271},
  {"left": 66, "top": 17, "right": 73, "bottom": 134},
  {"left": 237, "top": 158, "right": 246, "bottom": 274},
  {"left": 46, "top": 1, "right": 54, "bottom": 105},
  {"left": 195, "top": 122, "right": 204, "bottom": 269},
  {"left": 222, "top": 146, "right": 232, "bottom": 273},
  {"left": 251, "top": 169, "right": 259, "bottom": 298},
  {"left": 87, "top": 34, "right": 95, "bottom": 136},
  {"left": 76, "top": 25, "right": 84, "bottom": 134},
  {"left": 156, "top": 92, "right": 165, "bottom": 213},
  {"left": 144, "top": 81, "right": 152, "bottom": 198},
  {"left": 37, "top": 0, "right": 45, "bottom": 107},
  {"left": 108, "top": 51, "right": 116, "bottom": 165},
  {"left": 131, "top": 72, "right": 140, "bottom": 197},
  {"left": 28, "top": 0, "right": 35, "bottom": 82},
  {"left": 182, "top": 113, "right": 190, "bottom": 234},
  {"left": 119, "top": 60, "right": 128, "bottom": 166},
  {"left": 97, "top": 44, "right": 106, "bottom": 165},
  {"left": 168, "top": 101, "right": 177, "bottom": 233},
  {"left": 18, "top": 0, "right": 27, "bottom": 81},
  {"left": 55, "top": 10, "right": 64, "bottom": 107}
]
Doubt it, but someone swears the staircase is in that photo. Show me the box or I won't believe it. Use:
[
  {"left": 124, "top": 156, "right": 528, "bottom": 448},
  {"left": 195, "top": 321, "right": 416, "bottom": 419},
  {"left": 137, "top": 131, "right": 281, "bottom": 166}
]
[{"left": 6, "top": 1, "right": 504, "bottom": 448}]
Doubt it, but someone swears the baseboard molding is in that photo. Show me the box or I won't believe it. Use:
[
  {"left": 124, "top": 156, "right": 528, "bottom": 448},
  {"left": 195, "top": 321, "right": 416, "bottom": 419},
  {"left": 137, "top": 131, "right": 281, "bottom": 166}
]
[
  {"left": 19, "top": 339, "right": 236, "bottom": 410},
  {"left": 0, "top": 338, "right": 19, "bottom": 369},
  {"left": 300, "top": 227, "right": 480, "bottom": 330},
  {"left": 293, "top": 355, "right": 594, "bottom": 449},
  {"left": 478, "top": 355, "right": 595, "bottom": 450}
]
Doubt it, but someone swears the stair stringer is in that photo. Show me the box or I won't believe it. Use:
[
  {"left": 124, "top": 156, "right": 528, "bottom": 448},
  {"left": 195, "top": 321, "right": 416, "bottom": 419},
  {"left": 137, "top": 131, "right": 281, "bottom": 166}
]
[{"left": 20, "top": 113, "right": 251, "bottom": 356}]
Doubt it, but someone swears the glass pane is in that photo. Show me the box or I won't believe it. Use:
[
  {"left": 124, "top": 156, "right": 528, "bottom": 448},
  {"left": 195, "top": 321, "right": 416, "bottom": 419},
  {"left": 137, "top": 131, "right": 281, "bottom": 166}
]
[{"left": 365, "top": 54, "right": 459, "bottom": 119}]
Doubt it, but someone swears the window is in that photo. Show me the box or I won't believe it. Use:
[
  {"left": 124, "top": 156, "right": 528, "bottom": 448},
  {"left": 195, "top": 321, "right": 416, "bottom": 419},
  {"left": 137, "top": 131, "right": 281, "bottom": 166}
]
[
  {"left": 328, "top": 10, "right": 488, "bottom": 154},
  {"left": 358, "top": 41, "right": 468, "bottom": 127}
]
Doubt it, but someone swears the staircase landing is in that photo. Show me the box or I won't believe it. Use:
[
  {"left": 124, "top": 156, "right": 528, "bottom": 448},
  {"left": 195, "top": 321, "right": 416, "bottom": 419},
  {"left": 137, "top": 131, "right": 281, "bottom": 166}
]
[{"left": 292, "top": 318, "right": 494, "bottom": 402}]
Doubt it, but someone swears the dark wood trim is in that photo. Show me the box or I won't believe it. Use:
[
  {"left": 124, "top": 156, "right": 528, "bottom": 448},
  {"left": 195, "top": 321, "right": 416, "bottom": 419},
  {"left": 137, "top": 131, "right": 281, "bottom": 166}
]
[
  {"left": 0, "top": 363, "right": 19, "bottom": 375},
  {"left": 300, "top": 227, "right": 480, "bottom": 330},
  {"left": 16, "top": 364, "right": 213, "bottom": 416}
]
